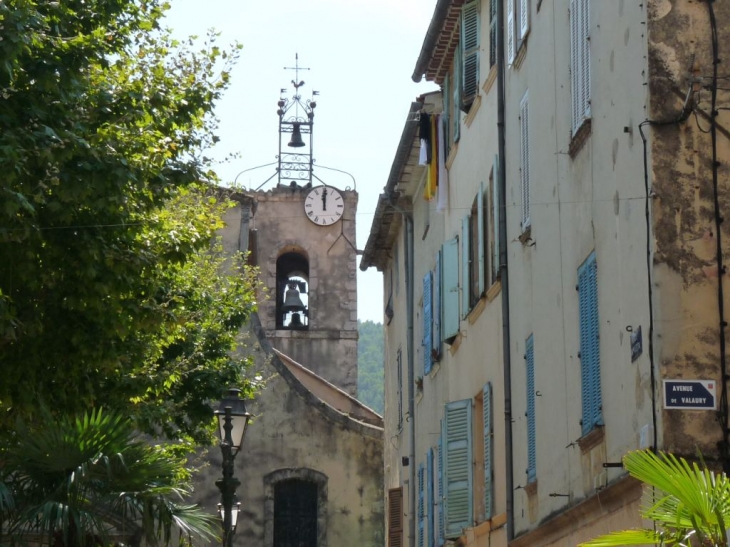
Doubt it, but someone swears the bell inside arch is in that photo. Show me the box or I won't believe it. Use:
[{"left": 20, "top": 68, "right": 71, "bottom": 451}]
[
  {"left": 288, "top": 122, "right": 305, "bottom": 148},
  {"left": 282, "top": 281, "right": 306, "bottom": 313}
]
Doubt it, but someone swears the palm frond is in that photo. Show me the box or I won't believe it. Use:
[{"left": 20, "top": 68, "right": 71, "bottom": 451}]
[{"left": 578, "top": 528, "right": 670, "bottom": 546}]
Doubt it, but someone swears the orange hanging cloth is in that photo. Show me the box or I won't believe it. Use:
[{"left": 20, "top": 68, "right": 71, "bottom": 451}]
[{"left": 424, "top": 115, "right": 439, "bottom": 200}]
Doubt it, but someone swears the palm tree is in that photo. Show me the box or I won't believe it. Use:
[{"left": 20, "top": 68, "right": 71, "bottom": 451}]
[
  {"left": 0, "top": 408, "right": 217, "bottom": 547},
  {"left": 579, "top": 449, "right": 730, "bottom": 546}
]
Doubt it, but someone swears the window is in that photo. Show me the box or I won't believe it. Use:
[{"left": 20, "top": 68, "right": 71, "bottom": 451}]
[
  {"left": 437, "top": 430, "right": 445, "bottom": 546},
  {"left": 442, "top": 238, "right": 460, "bottom": 343},
  {"left": 460, "top": 0, "right": 480, "bottom": 110},
  {"left": 396, "top": 348, "right": 404, "bottom": 431},
  {"left": 388, "top": 487, "right": 404, "bottom": 547},
  {"left": 443, "top": 399, "right": 473, "bottom": 538},
  {"left": 276, "top": 251, "right": 309, "bottom": 329},
  {"left": 578, "top": 252, "right": 601, "bottom": 435},
  {"left": 472, "top": 383, "right": 493, "bottom": 523},
  {"left": 427, "top": 448, "right": 436, "bottom": 547},
  {"left": 469, "top": 198, "right": 480, "bottom": 307},
  {"left": 462, "top": 179, "right": 497, "bottom": 314},
  {"left": 442, "top": 75, "right": 451, "bottom": 154},
  {"left": 488, "top": 157, "right": 500, "bottom": 286},
  {"left": 507, "top": 0, "right": 530, "bottom": 66},
  {"left": 418, "top": 463, "right": 426, "bottom": 547},
  {"left": 423, "top": 253, "right": 442, "bottom": 373},
  {"left": 482, "top": 383, "right": 494, "bottom": 518},
  {"left": 570, "top": 0, "right": 591, "bottom": 134},
  {"left": 489, "top": 0, "right": 497, "bottom": 68},
  {"left": 274, "top": 479, "right": 318, "bottom": 547},
  {"left": 525, "top": 335, "right": 536, "bottom": 483},
  {"left": 519, "top": 91, "right": 530, "bottom": 231}
]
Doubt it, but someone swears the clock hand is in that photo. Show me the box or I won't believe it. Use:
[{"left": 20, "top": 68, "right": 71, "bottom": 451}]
[{"left": 321, "top": 187, "right": 328, "bottom": 211}]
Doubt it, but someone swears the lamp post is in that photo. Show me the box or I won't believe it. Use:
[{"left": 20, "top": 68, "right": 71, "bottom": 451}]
[{"left": 214, "top": 388, "right": 251, "bottom": 547}]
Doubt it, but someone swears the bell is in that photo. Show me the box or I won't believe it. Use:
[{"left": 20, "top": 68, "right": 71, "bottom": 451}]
[
  {"left": 289, "top": 312, "right": 303, "bottom": 327},
  {"left": 282, "top": 282, "right": 306, "bottom": 313},
  {"left": 288, "top": 122, "right": 305, "bottom": 148}
]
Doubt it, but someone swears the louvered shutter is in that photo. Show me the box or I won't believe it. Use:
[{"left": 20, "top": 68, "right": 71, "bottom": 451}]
[
  {"left": 492, "top": 155, "right": 500, "bottom": 283},
  {"left": 453, "top": 54, "right": 461, "bottom": 142},
  {"left": 519, "top": 92, "right": 530, "bottom": 230},
  {"left": 581, "top": 0, "right": 591, "bottom": 122},
  {"left": 388, "top": 487, "right": 404, "bottom": 547},
  {"left": 482, "top": 382, "right": 493, "bottom": 519},
  {"left": 443, "top": 76, "right": 451, "bottom": 151},
  {"left": 478, "top": 181, "right": 485, "bottom": 296},
  {"left": 519, "top": 0, "right": 529, "bottom": 39},
  {"left": 418, "top": 464, "right": 426, "bottom": 547},
  {"left": 570, "top": 0, "right": 591, "bottom": 134},
  {"left": 437, "top": 428, "right": 445, "bottom": 546},
  {"left": 423, "top": 271, "right": 433, "bottom": 375},
  {"left": 578, "top": 252, "right": 602, "bottom": 435},
  {"left": 570, "top": 0, "right": 580, "bottom": 133},
  {"left": 432, "top": 252, "right": 442, "bottom": 360},
  {"left": 507, "top": 0, "right": 514, "bottom": 65},
  {"left": 461, "top": 1, "right": 480, "bottom": 107},
  {"left": 444, "top": 399, "right": 473, "bottom": 538},
  {"left": 461, "top": 216, "right": 470, "bottom": 318},
  {"left": 427, "top": 449, "right": 435, "bottom": 547},
  {"left": 526, "top": 335, "right": 537, "bottom": 483},
  {"left": 489, "top": 0, "right": 497, "bottom": 67},
  {"left": 442, "top": 238, "right": 460, "bottom": 341}
]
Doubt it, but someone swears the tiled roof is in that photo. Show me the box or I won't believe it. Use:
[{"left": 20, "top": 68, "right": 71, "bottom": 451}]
[{"left": 412, "top": 0, "right": 464, "bottom": 85}]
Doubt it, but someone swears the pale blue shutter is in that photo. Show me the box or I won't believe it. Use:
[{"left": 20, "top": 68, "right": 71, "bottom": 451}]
[
  {"left": 482, "top": 382, "right": 493, "bottom": 519},
  {"left": 443, "top": 76, "right": 451, "bottom": 152},
  {"left": 492, "top": 155, "right": 500, "bottom": 283},
  {"left": 461, "top": 0, "right": 480, "bottom": 106},
  {"left": 418, "top": 463, "right": 425, "bottom": 547},
  {"left": 438, "top": 427, "right": 445, "bottom": 546},
  {"left": 432, "top": 252, "right": 442, "bottom": 360},
  {"left": 424, "top": 271, "right": 433, "bottom": 375},
  {"left": 478, "top": 181, "right": 485, "bottom": 295},
  {"left": 427, "top": 448, "right": 435, "bottom": 547},
  {"left": 578, "top": 252, "right": 601, "bottom": 435},
  {"left": 461, "top": 216, "right": 470, "bottom": 318},
  {"left": 442, "top": 238, "right": 460, "bottom": 341},
  {"left": 453, "top": 51, "right": 461, "bottom": 142},
  {"left": 525, "top": 335, "right": 536, "bottom": 483},
  {"left": 444, "top": 399, "right": 473, "bottom": 538}
]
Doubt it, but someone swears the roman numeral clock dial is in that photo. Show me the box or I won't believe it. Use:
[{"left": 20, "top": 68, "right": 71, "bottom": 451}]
[{"left": 304, "top": 186, "right": 344, "bottom": 226}]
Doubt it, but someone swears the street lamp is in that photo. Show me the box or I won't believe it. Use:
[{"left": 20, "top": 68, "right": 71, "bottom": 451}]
[{"left": 214, "top": 388, "right": 251, "bottom": 547}]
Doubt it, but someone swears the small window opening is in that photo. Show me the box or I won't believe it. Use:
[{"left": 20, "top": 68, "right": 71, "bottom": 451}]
[{"left": 277, "top": 252, "right": 309, "bottom": 329}]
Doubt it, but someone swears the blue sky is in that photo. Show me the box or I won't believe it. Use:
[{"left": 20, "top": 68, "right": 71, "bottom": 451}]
[{"left": 164, "top": 0, "right": 437, "bottom": 323}]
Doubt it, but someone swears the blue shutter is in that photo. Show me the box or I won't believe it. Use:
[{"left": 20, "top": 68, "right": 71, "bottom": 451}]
[
  {"left": 526, "top": 335, "right": 537, "bottom": 483},
  {"left": 444, "top": 399, "right": 473, "bottom": 538},
  {"left": 427, "top": 448, "right": 435, "bottom": 547},
  {"left": 442, "top": 238, "right": 460, "bottom": 341},
  {"left": 418, "top": 463, "right": 425, "bottom": 547},
  {"left": 461, "top": 216, "right": 470, "bottom": 318},
  {"left": 438, "top": 425, "right": 445, "bottom": 546},
  {"left": 482, "top": 382, "right": 493, "bottom": 519},
  {"left": 578, "top": 252, "right": 602, "bottom": 435},
  {"left": 478, "top": 181, "right": 485, "bottom": 296},
  {"left": 432, "top": 252, "right": 442, "bottom": 360},
  {"left": 424, "top": 271, "right": 433, "bottom": 375},
  {"left": 492, "top": 155, "right": 500, "bottom": 283},
  {"left": 461, "top": 0, "right": 480, "bottom": 105}
]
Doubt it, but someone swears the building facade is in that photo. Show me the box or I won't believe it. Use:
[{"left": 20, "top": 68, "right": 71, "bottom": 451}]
[{"left": 363, "top": 0, "right": 730, "bottom": 546}]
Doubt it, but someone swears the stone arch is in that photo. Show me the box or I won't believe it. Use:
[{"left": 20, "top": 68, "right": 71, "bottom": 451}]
[
  {"left": 263, "top": 468, "right": 328, "bottom": 547},
  {"left": 275, "top": 244, "right": 311, "bottom": 330}
]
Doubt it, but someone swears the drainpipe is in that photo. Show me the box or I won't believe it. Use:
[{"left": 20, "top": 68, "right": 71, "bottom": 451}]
[
  {"left": 496, "top": 0, "right": 514, "bottom": 540},
  {"left": 405, "top": 214, "right": 416, "bottom": 547}
]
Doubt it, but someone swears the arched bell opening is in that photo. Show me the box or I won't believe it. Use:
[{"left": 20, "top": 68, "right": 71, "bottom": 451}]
[{"left": 276, "top": 252, "right": 309, "bottom": 330}]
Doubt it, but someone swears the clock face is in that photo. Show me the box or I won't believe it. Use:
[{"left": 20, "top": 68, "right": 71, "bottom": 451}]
[{"left": 304, "top": 186, "right": 344, "bottom": 226}]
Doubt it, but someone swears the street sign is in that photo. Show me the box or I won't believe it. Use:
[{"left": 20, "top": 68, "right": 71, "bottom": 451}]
[{"left": 663, "top": 380, "right": 716, "bottom": 410}]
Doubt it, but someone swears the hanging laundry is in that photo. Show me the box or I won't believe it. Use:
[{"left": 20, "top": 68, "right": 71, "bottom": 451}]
[
  {"left": 425, "top": 115, "right": 438, "bottom": 200},
  {"left": 419, "top": 112, "right": 431, "bottom": 166},
  {"left": 436, "top": 113, "right": 449, "bottom": 213}
]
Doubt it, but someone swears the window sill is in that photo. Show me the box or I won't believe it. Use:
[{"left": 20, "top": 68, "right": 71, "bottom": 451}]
[
  {"left": 513, "top": 35, "right": 529, "bottom": 71},
  {"left": 446, "top": 141, "right": 459, "bottom": 170},
  {"left": 428, "top": 361, "right": 441, "bottom": 379},
  {"left": 518, "top": 224, "right": 532, "bottom": 246},
  {"left": 448, "top": 332, "right": 463, "bottom": 355},
  {"left": 486, "top": 279, "right": 502, "bottom": 303},
  {"left": 464, "top": 95, "right": 482, "bottom": 128},
  {"left": 467, "top": 296, "right": 486, "bottom": 325},
  {"left": 578, "top": 425, "right": 605, "bottom": 453},
  {"left": 482, "top": 65, "right": 497, "bottom": 96},
  {"left": 569, "top": 118, "right": 592, "bottom": 159},
  {"left": 524, "top": 479, "right": 538, "bottom": 497}
]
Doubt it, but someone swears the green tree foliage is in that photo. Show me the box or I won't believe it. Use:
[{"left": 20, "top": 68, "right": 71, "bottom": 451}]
[
  {"left": 357, "top": 320, "right": 384, "bottom": 414},
  {"left": 1, "top": 408, "right": 218, "bottom": 547},
  {"left": 580, "top": 449, "right": 730, "bottom": 547},
  {"left": 0, "top": 0, "right": 255, "bottom": 444}
]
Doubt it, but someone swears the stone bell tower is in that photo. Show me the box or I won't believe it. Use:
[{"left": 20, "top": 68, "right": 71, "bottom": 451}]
[{"left": 241, "top": 60, "right": 359, "bottom": 396}]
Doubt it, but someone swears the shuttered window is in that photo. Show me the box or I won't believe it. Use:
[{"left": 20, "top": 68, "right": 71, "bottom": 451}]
[
  {"left": 570, "top": 0, "right": 591, "bottom": 135},
  {"left": 461, "top": 0, "right": 480, "bottom": 109},
  {"left": 519, "top": 0, "right": 530, "bottom": 39},
  {"left": 461, "top": 216, "right": 471, "bottom": 318},
  {"left": 437, "top": 425, "right": 445, "bottom": 546},
  {"left": 423, "top": 271, "right": 433, "bottom": 375},
  {"left": 442, "top": 76, "right": 451, "bottom": 152},
  {"left": 482, "top": 382, "right": 493, "bottom": 519},
  {"left": 418, "top": 463, "right": 426, "bottom": 547},
  {"left": 477, "top": 181, "right": 486, "bottom": 297},
  {"left": 444, "top": 399, "right": 473, "bottom": 538},
  {"left": 526, "top": 335, "right": 536, "bottom": 483},
  {"left": 578, "top": 252, "right": 602, "bottom": 435},
  {"left": 490, "top": 155, "right": 500, "bottom": 285},
  {"left": 427, "top": 449, "right": 435, "bottom": 547},
  {"left": 442, "top": 238, "right": 460, "bottom": 342},
  {"left": 519, "top": 91, "right": 530, "bottom": 231},
  {"left": 388, "top": 487, "right": 404, "bottom": 547},
  {"left": 396, "top": 348, "right": 403, "bottom": 431},
  {"left": 432, "top": 251, "right": 442, "bottom": 361},
  {"left": 453, "top": 53, "right": 461, "bottom": 142},
  {"left": 489, "top": 0, "right": 497, "bottom": 68}
]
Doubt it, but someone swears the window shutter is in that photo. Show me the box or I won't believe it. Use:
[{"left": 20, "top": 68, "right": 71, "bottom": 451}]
[
  {"left": 437, "top": 428, "right": 445, "bottom": 546},
  {"left": 489, "top": 0, "right": 497, "bottom": 67},
  {"left": 570, "top": 0, "right": 591, "bottom": 134},
  {"left": 507, "top": 0, "right": 514, "bottom": 65},
  {"left": 432, "top": 252, "right": 442, "bottom": 359},
  {"left": 578, "top": 252, "right": 602, "bottom": 435},
  {"left": 418, "top": 463, "right": 426, "bottom": 547},
  {"left": 526, "top": 335, "right": 537, "bottom": 483},
  {"left": 570, "top": 0, "right": 580, "bottom": 133},
  {"left": 443, "top": 76, "right": 451, "bottom": 151},
  {"left": 442, "top": 238, "right": 460, "bottom": 341},
  {"left": 482, "top": 382, "right": 493, "bottom": 519},
  {"left": 453, "top": 53, "right": 461, "bottom": 142},
  {"left": 427, "top": 449, "right": 435, "bottom": 547},
  {"left": 461, "top": 216, "right": 470, "bottom": 319},
  {"left": 519, "top": 0, "right": 529, "bottom": 39},
  {"left": 423, "top": 271, "right": 433, "bottom": 375},
  {"left": 388, "top": 487, "right": 404, "bottom": 547},
  {"left": 581, "top": 0, "right": 591, "bottom": 121},
  {"left": 519, "top": 91, "right": 530, "bottom": 230},
  {"left": 444, "top": 399, "right": 473, "bottom": 538},
  {"left": 461, "top": 1, "right": 480, "bottom": 107},
  {"left": 478, "top": 181, "right": 485, "bottom": 296},
  {"left": 492, "top": 155, "right": 500, "bottom": 283}
]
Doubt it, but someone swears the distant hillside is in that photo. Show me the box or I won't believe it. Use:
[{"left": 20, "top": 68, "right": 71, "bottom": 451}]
[{"left": 357, "top": 320, "right": 384, "bottom": 415}]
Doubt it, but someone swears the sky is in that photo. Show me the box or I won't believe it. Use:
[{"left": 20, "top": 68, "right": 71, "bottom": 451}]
[{"left": 163, "top": 0, "right": 437, "bottom": 323}]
